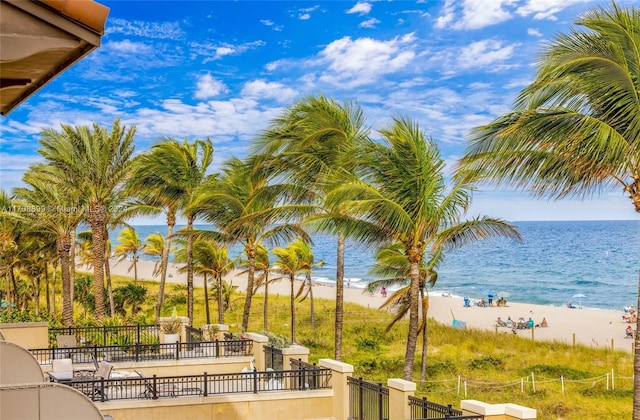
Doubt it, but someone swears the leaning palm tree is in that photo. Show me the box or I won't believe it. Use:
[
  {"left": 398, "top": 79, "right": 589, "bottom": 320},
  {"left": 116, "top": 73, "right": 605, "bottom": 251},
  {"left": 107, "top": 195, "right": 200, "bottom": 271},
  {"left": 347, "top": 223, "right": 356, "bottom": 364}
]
[
  {"left": 292, "top": 237, "right": 323, "bottom": 332},
  {"left": 456, "top": 3, "right": 640, "bottom": 415},
  {"left": 369, "top": 242, "right": 440, "bottom": 385},
  {"left": 238, "top": 243, "right": 275, "bottom": 331},
  {"left": 129, "top": 137, "right": 214, "bottom": 324},
  {"left": 113, "top": 227, "right": 144, "bottom": 285},
  {"left": 143, "top": 232, "right": 167, "bottom": 279},
  {"left": 326, "top": 117, "right": 521, "bottom": 380},
  {"left": 192, "top": 157, "right": 313, "bottom": 333},
  {"left": 38, "top": 119, "right": 136, "bottom": 319},
  {"left": 254, "top": 94, "right": 370, "bottom": 360}
]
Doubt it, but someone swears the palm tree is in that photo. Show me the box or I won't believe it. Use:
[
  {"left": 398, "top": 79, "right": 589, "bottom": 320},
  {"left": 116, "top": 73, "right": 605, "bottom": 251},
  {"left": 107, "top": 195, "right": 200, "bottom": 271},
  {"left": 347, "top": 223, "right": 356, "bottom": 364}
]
[
  {"left": 254, "top": 94, "right": 370, "bottom": 360},
  {"left": 272, "top": 241, "right": 308, "bottom": 343},
  {"left": 129, "top": 137, "right": 214, "bottom": 324},
  {"left": 243, "top": 243, "right": 276, "bottom": 331},
  {"left": 456, "top": 3, "right": 640, "bottom": 415},
  {"left": 113, "top": 227, "right": 144, "bottom": 284},
  {"left": 175, "top": 238, "right": 234, "bottom": 324},
  {"left": 326, "top": 117, "right": 521, "bottom": 380},
  {"left": 12, "top": 165, "right": 85, "bottom": 326},
  {"left": 143, "top": 232, "right": 167, "bottom": 278},
  {"left": 292, "top": 237, "right": 323, "bottom": 332},
  {"left": 38, "top": 119, "right": 136, "bottom": 319},
  {"left": 193, "top": 157, "right": 312, "bottom": 333},
  {"left": 369, "top": 242, "right": 439, "bottom": 385}
]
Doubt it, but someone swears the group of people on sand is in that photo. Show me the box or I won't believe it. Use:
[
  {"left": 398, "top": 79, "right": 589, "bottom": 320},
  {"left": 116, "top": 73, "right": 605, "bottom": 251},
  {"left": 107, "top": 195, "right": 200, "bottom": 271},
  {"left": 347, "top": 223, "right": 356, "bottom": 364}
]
[
  {"left": 463, "top": 296, "right": 507, "bottom": 308},
  {"left": 496, "top": 316, "right": 548, "bottom": 331},
  {"left": 623, "top": 305, "right": 637, "bottom": 323}
]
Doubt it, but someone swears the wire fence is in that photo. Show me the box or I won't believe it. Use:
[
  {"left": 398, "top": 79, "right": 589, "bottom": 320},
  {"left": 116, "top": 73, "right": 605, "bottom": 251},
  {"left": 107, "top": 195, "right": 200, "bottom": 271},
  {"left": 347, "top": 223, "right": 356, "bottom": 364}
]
[{"left": 416, "top": 370, "right": 633, "bottom": 398}]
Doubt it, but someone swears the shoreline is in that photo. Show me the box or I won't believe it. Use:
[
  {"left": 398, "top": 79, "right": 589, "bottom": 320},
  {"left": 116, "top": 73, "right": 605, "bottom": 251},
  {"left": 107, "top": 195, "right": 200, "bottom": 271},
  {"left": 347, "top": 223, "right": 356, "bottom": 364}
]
[{"left": 102, "top": 258, "right": 635, "bottom": 354}]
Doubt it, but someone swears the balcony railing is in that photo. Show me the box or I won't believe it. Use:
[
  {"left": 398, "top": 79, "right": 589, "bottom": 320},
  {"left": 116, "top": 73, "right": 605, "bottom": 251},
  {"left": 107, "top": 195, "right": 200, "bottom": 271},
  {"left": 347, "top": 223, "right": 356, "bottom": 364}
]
[
  {"left": 30, "top": 339, "right": 253, "bottom": 365},
  {"left": 63, "top": 367, "right": 332, "bottom": 402}
]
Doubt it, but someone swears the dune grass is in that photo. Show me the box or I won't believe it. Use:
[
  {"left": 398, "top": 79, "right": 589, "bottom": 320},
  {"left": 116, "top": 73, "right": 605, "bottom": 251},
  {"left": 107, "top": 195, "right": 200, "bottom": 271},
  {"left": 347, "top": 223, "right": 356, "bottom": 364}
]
[{"left": 46, "top": 274, "right": 634, "bottom": 419}]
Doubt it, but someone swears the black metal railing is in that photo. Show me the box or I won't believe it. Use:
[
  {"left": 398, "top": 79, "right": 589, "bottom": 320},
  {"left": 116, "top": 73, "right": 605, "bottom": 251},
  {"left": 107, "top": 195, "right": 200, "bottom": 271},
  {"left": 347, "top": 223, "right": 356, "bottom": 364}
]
[
  {"left": 49, "top": 325, "right": 159, "bottom": 348},
  {"left": 348, "top": 376, "right": 389, "bottom": 420},
  {"left": 63, "top": 367, "right": 332, "bottom": 402},
  {"left": 409, "top": 396, "right": 482, "bottom": 420},
  {"left": 30, "top": 339, "right": 253, "bottom": 365},
  {"left": 264, "top": 345, "right": 283, "bottom": 371},
  {"left": 289, "top": 359, "right": 330, "bottom": 389}
]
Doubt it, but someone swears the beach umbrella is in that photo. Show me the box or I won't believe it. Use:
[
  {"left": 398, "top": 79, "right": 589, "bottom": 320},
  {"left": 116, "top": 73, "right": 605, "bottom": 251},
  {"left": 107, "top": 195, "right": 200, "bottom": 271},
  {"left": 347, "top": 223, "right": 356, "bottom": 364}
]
[
  {"left": 497, "top": 291, "right": 510, "bottom": 298},
  {"left": 572, "top": 293, "right": 586, "bottom": 308}
]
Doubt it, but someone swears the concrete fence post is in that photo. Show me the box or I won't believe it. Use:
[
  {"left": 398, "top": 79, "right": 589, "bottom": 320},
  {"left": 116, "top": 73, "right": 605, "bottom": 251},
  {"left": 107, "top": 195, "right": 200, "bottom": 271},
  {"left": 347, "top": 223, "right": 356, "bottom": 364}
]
[
  {"left": 387, "top": 378, "right": 416, "bottom": 420},
  {"left": 244, "top": 332, "right": 269, "bottom": 371},
  {"left": 319, "top": 358, "right": 354, "bottom": 420}
]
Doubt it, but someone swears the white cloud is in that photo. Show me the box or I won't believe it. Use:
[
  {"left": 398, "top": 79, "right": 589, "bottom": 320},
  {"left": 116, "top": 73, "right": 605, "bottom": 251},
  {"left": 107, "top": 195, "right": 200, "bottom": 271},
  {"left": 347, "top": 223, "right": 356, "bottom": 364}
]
[
  {"left": 106, "top": 40, "right": 152, "bottom": 54},
  {"left": 299, "top": 13, "right": 311, "bottom": 20},
  {"left": 106, "top": 18, "right": 184, "bottom": 40},
  {"left": 317, "top": 33, "right": 416, "bottom": 88},
  {"left": 360, "top": 18, "right": 380, "bottom": 28},
  {"left": 458, "top": 40, "right": 517, "bottom": 69},
  {"left": 195, "top": 74, "right": 227, "bottom": 99},
  {"left": 192, "top": 40, "right": 266, "bottom": 63},
  {"left": 241, "top": 80, "right": 298, "bottom": 103},
  {"left": 516, "top": 0, "right": 592, "bottom": 20},
  {"left": 436, "top": 0, "right": 513, "bottom": 30},
  {"left": 347, "top": 2, "right": 372, "bottom": 15},
  {"left": 527, "top": 28, "right": 543, "bottom": 37}
]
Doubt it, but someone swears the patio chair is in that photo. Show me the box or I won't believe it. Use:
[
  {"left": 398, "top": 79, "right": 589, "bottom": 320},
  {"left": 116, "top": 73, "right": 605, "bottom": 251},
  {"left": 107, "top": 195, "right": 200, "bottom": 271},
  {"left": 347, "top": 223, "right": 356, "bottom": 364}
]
[
  {"left": 85, "top": 361, "right": 113, "bottom": 401},
  {"left": 56, "top": 334, "right": 78, "bottom": 359}
]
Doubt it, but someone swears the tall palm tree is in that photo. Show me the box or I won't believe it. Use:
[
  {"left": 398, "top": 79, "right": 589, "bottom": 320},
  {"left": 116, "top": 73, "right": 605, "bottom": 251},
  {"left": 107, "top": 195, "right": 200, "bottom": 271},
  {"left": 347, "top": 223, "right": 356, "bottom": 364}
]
[
  {"left": 38, "top": 119, "right": 137, "bottom": 319},
  {"left": 129, "top": 137, "right": 214, "bottom": 324},
  {"left": 254, "top": 94, "right": 370, "bottom": 360},
  {"left": 113, "top": 227, "right": 144, "bottom": 284},
  {"left": 12, "top": 165, "right": 85, "bottom": 326},
  {"left": 326, "top": 117, "right": 521, "bottom": 380},
  {"left": 272, "top": 241, "right": 308, "bottom": 343},
  {"left": 175, "top": 238, "right": 234, "bottom": 324},
  {"left": 456, "top": 3, "right": 640, "bottom": 415},
  {"left": 238, "top": 243, "right": 275, "bottom": 331},
  {"left": 193, "top": 157, "right": 313, "bottom": 333},
  {"left": 369, "top": 242, "right": 440, "bottom": 385}
]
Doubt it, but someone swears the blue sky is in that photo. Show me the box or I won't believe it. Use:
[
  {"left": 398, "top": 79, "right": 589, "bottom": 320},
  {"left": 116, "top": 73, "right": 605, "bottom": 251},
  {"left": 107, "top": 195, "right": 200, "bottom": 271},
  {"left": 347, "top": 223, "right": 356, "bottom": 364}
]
[{"left": 1, "top": 0, "right": 638, "bottom": 222}]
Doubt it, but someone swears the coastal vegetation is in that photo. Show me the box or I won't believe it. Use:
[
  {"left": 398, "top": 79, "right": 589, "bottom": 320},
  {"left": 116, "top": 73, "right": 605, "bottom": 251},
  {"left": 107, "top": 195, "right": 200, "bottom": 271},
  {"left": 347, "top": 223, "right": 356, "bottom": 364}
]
[
  {"left": 0, "top": 1, "right": 638, "bottom": 417},
  {"left": 457, "top": 2, "right": 640, "bottom": 416},
  {"left": 0, "top": 273, "right": 632, "bottom": 420}
]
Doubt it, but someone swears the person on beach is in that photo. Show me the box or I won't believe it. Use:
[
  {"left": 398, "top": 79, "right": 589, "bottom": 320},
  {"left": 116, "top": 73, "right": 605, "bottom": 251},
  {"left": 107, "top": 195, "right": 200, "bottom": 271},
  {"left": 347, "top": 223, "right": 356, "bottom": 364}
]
[
  {"left": 496, "top": 317, "right": 506, "bottom": 327},
  {"left": 527, "top": 318, "right": 534, "bottom": 329},
  {"left": 626, "top": 325, "right": 634, "bottom": 339},
  {"left": 537, "top": 318, "right": 548, "bottom": 328},
  {"left": 381, "top": 287, "right": 387, "bottom": 298}
]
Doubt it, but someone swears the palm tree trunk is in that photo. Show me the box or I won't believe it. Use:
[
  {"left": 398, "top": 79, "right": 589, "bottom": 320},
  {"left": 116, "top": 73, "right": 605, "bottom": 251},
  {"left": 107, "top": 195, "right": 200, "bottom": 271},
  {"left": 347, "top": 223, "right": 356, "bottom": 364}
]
[
  {"left": 263, "top": 274, "right": 269, "bottom": 331},
  {"left": 52, "top": 263, "right": 57, "bottom": 314},
  {"left": 290, "top": 274, "right": 296, "bottom": 343},
  {"left": 203, "top": 273, "right": 210, "bottom": 324},
  {"left": 45, "top": 262, "right": 50, "bottom": 314},
  {"left": 217, "top": 273, "right": 224, "bottom": 324},
  {"left": 104, "top": 256, "right": 115, "bottom": 317},
  {"left": 70, "top": 226, "right": 76, "bottom": 306},
  {"left": 133, "top": 255, "right": 138, "bottom": 284},
  {"left": 58, "top": 236, "right": 73, "bottom": 327},
  {"left": 334, "top": 235, "right": 345, "bottom": 360},
  {"left": 241, "top": 244, "right": 256, "bottom": 333},
  {"left": 420, "top": 292, "right": 429, "bottom": 385},
  {"left": 186, "top": 216, "right": 195, "bottom": 325},
  {"left": 307, "top": 272, "right": 315, "bottom": 331},
  {"left": 633, "top": 269, "right": 640, "bottom": 419},
  {"left": 403, "top": 252, "right": 421, "bottom": 381},
  {"left": 156, "top": 212, "right": 176, "bottom": 322},
  {"left": 88, "top": 204, "right": 107, "bottom": 319}
]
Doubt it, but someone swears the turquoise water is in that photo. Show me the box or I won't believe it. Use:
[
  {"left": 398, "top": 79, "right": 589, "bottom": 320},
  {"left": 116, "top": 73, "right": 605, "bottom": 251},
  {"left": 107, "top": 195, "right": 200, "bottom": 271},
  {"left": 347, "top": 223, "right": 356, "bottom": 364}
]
[{"left": 114, "top": 220, "right": 640, "bottom": 312}]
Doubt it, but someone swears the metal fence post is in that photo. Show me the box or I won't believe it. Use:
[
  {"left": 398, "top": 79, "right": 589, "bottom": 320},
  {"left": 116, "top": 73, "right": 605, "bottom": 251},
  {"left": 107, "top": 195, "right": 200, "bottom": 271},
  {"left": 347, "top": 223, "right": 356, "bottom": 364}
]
[
  {"left": 378, "top": 383, "right": 383, "bottom": 420},
  {"left": 152, "top": 374, "right": 158, "bottom": 399},
  {"left": 203, "top": 372, "right": 208, "bottom": 397},
  {"left": 253, "top": 368, "right": 258, "bottom": 393}
]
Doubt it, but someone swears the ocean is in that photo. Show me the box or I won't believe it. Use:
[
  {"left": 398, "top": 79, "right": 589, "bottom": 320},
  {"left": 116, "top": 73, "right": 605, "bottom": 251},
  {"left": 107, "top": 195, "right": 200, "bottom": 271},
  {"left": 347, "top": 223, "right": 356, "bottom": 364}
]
[{"left": 113, "top": 220, "right": 640, "bottom": 312}]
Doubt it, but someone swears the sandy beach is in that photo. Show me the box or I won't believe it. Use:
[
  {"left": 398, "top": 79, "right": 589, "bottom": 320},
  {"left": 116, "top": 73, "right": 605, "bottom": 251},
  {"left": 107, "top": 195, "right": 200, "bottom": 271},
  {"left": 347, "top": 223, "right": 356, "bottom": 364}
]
[{"left": 104, "top": 258, "right": 635, "bottom": 354}]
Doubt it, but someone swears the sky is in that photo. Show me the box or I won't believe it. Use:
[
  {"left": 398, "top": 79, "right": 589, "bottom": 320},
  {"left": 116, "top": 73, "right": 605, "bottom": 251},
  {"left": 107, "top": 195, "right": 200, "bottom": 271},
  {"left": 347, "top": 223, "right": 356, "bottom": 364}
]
[{"left": 1, "top": 0, "right": 639, "bottom": 223}]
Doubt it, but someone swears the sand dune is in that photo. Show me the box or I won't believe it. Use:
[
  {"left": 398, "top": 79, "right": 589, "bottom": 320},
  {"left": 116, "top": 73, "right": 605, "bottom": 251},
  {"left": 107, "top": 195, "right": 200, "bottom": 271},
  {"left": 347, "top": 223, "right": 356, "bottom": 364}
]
[{"left": 102, "top": 257, "right": 635, "bottom": 353}]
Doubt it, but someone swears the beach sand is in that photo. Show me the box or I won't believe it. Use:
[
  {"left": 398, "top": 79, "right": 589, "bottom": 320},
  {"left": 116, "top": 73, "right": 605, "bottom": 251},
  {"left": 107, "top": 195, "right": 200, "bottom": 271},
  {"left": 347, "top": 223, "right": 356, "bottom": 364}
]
[{"left": 103, "top": 258, "right": 635, "bottom": 354}]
